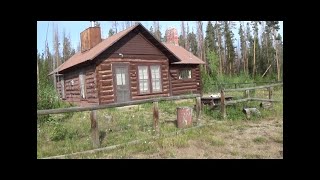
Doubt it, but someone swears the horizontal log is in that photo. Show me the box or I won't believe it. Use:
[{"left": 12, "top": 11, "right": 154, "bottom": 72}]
[
  {"left": 172, "top": 82, "right": 198, "bottom": 87},
  {"left": 173, "top": 85, "right": 198, "bottom": 91},
  {"left": 100, "top": 99, "right": 114, "bottom": 104},
  {"left": 224, "top": 83, "right": 283, "bottom": 92},
  {"left": 225, "top": 98, "right": 251, "bottom": 105},
  {"left": 100, "top": 86, "right": 113, "bottom": 91},
  {"left": 249, "top": 98, "right": 281, "bottom": 102},
  {"left": 100, "top": 64, "right": 111, "bottom": 70},
  {"left": 38, "top": 94, "right": 200, "bottom": 115},
  {"left": 172, "top": 89, "right": 198, "bottom": 95},
  {"left": 98, "top": 70, "right": 112, "bottom": 74},
  {"left": 132, "top": 94, "right": 168, "bottom": 100},
  {"left": 171, "top": 79, "right": 197, "bottom": 87},
  {"left": 101, "top": 80, "right": 112, "bottom": 86},
  {"left": 100, "top": 91, "right": 114, "bottom": 96},
  {"left": 101, "top": 74, "right": 112, "bottom": 79}
]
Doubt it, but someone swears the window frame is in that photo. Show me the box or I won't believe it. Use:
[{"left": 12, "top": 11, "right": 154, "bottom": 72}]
[
  {"left": 178, "top": 68, "right": 192, "bottom": 80},
  {"left": 79, "top": 71, "right": 86, "bottom": 99},
  {"left": 138, "top": 66, "right": 150, "bottom": 94},
  {"left": 137, "top": 64, "right": 162, "bottom": 95}
]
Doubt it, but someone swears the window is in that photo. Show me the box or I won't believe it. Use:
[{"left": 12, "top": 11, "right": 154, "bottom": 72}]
[
  {"left": 61, "top": 76, "right": 65, "bottom": 99},
  {"left": 151, "top": 65, "right": 161, "bottom": 92},
  {"left": 79, "top": 71, "right": 86, "bottom": 99},
  {"left": 138, "top": 66, "right": 149, "bottom": 93},
  {"left": 179, "top": 69, "right": 192, "bottom": 79},
  {"left": 138, "top": 65, "right": 162, "bottom": 94},
  {"left": 116, "top": 68, "right": 126, "bottom": 85}
]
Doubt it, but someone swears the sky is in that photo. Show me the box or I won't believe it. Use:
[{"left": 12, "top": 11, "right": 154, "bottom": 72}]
[{"left": 37, "top": 21, "right": 283, "bottom": 55}]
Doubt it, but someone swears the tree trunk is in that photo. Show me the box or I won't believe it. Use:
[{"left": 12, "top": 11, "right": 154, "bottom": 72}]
[
  {"left": 37, "top": 58, "right": 39, "bottom": 86},
  {"left": 229, "top": 52, "right": 231, "bottom": 76},
  {"left": 217, "top": 26, "right": 222, "bottom": 75},
  {"left": 253, "top": 37, "right": 256, "bottom": 78},
  {"left": 273, "top": 29, "right": 280, "bottom": 81}
]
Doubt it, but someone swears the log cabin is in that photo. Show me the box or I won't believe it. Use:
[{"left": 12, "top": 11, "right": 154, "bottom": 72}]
[{"left": 49, "top": 23, "right": 205, "bottom": 106}]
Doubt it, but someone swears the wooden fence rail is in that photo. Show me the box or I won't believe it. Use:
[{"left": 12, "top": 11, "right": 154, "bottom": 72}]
[
  {"left": 224, "top": 83, "right": 283, "bottom": 92},
  {"left": 220, "top": 83, "right": 283, "bottom": 119},
  {"left": 211, "top": 81, "right": 282, "bottom": 89}
]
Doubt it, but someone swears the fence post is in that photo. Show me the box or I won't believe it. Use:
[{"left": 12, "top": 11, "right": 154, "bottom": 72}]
[
  {"left": 268, "top": 87, "right": 273, "bottom": 105},
  {"left": 153, "top": 101, "right": 159, "bottom": 135},
  {"left": 195, "top": 96, "right": 201, "bottom": 125},
  {"left": 221, "top": 89, "right": 226, "bottom": 119},
  {"left": 268, "top": 87, "right": 273, "bottom": 99},
  {"left": 244, "top": 90, "right": 249, "bottom": 98},
  {"left": 90, "top": 110, "right": 100, "bottom": 148}
]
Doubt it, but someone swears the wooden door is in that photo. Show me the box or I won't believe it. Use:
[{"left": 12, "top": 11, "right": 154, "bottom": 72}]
[{"left": 113, "top": 64, "right": 130, "bottom": 103}]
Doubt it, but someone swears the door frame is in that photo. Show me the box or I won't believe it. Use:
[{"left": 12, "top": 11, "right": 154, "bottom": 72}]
[{"left": 112, "top": 63, "right": 131, "bottom": 103}]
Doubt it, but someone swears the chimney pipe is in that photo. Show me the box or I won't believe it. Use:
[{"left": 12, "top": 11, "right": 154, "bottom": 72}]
[{"left": 91, "top": 21, "right": 95, "bottom": 27}]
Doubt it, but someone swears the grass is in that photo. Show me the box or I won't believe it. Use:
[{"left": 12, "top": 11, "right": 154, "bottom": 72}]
[{"left": 37, "top": 87, "right": 283, "bottom": 159}]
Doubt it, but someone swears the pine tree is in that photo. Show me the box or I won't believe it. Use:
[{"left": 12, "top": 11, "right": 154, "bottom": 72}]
[
  {"left": 205, "top": 21, "right": 216, "bottom": 54},
  {"left": 196, "top": 21, "right": 204, "bottom": 62},
  {"left": 52, "top": 23, "right": 60, "bottom": 89},
  {"left": 108, "top": 28, "right": 115, "bottom": 37},
  {"left": 186, "top": 22, "right": 190, "bottom": 51},
  {"left": 216, "top": 21, "right": 223, "bottom": 75},
  {"left": 94, "top": 21, "right": 100, "bottom": 27},
  {"left": 246, "top": 22, "right": 253, "bottom": 75},
  {"left": 224, "top": 21, "right": 235, "bottom": 76},
  {"left": 266, "top": 21, "right": 280, "bottom": 81},
  {"left": 113, "top": 21, "right": 118, "bottom": 33},
  {"left": 251, "top": 21, "right": 260, "bottom": 77},
  {"left": 188, "top": 30, "right": 198, "bottom": 56},
  {"left": 239, "top": 22, "right": 246, "bottom": 74},
  {"left": 180, "top": 21, "right": 187, "bottom": 48},
  {"left": 149, "top": 26, "right": 154, "bottom": 35},
  {"left": 178, "top": 35, "right": 186, "bottom": 47},
  {"left": 153, "top": 21, "right": 161, "bottom": 41},
  {"left": 62, "top": 30, "right": 74, "bottom": 63}
]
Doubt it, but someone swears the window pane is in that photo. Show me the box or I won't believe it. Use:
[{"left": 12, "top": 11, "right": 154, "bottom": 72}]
[
  {"left": 116, "top": 73, "right": 122, "bottom": 85},
  {"left": 151, "top": 65, "right": 161, "bottom": 92},
  {"left": 79, "top": 72, "right": 86, "bottom": 98},
  {"left": 179, "top": 69, "right": 191, "bottom": 79},
  {"left": 138, "top": 66, "right": 149, "bottom": 93}
]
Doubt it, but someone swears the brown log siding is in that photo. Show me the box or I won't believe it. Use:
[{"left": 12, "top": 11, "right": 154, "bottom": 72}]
[
  {"left": 96, "top": 58, "right": 170, "bottom": 105},
  {"left": 56, "top": 65, "right": 98, "bottom": 106},
  {"left": 170, "top": 64, "right": 201, "bottom": 96}
]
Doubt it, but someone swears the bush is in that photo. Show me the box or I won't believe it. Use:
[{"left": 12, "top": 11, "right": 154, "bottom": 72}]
[
  {"left": 49, "top": 122, "right": 67, "bottom": 141},
  {"left": 37, "top": 83, "right": 74, "bottom": 123}
]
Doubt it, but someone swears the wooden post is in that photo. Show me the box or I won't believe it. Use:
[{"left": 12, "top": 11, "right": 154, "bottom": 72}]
[
  {"left": 244, "top": 90, "right": 249, "bottom": 98},
  {"left": 195, "top": 97, "right": 201, "bottom": 125},
  {"left": 268, "top": 87, "right": 273, "bottom": 105},
  {"left": 90, "top": 110, "right": 100, "bottom": 148},
  {"left": 153, "top": 101, "right": 159, "bottom": 135},
  {"left": 268, "top": 87, "right": 273, "bottom": 99},
  {"left": 220, "top": 89, "right": 226, "bottom": 119}
]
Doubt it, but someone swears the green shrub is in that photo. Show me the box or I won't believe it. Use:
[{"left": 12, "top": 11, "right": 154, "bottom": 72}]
[
  {"left": 49, "top": 122, "right": 67, "bottom": 141},
  {"left": 37, "top": 83, "right": 74, "bottom": 123}
]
